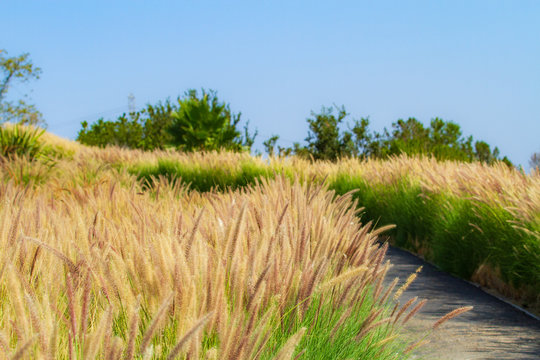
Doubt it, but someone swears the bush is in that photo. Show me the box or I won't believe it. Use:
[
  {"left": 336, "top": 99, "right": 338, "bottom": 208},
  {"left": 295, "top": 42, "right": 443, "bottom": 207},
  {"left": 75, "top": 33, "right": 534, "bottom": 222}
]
[
  {"left": 0, "top": 125, "right": 61, "bottom": 185},
  {"left": 77, "top": 100, "right": 175, "bottom": 150},
  {"left": 131, "top": 157, "right": 272, "bottom": 192},
  {"left": 0, "top": 124, "right": 46, "bottom": 159},
  {"left": 168, "top": 89, "right": 256, "bottom": 152},
  {"left": 77, "top": 90, "right": 257, "bottom": 152},
  {"left": 279, "top": 110, "right": 512, "bottom": 166}
]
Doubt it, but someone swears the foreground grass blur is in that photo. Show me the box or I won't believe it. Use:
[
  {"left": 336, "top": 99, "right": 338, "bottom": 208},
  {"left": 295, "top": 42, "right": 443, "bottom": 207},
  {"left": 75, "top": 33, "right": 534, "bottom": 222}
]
[
  {"left": 0, "top": 170, "right": 458, "bottom": 358},
  {"left": 4, "top": 127, "right": 520, "bottom": 358}
]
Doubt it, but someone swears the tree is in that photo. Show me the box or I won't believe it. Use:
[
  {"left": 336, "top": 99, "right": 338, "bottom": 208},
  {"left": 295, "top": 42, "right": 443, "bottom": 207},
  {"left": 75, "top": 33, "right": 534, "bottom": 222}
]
[
  {"left": 78, "top": 89, "right": 257, "bottom": 152},
  {"left": 349, "top": 117, "right": 373, "bottom": 158},
  {"left": 0, "top": 49, "right": 44, "bottom": 126},
  {"left": 168, "top": 89, "right": 256, "bottom": 152},
  {"left": 262, "top": 134, "right": 295, "bottom": 157},
  {"left": 530, "top": 152, "right": 540, "bottom": 170},
  {"left": 79, "top": 113, "right": 146, "bottom": 149},
  {"left": 427, "top": 118, "right": 471, "bottom": 161},
  {"left": 304, "top": 105, "right": 347, "bottom": 160},
  {"left": 78, "top": 100, "right": 176, "bottom": 149},
  {"left": 474, "top": 140, "right": 497, "bottom": 164},
  {"left": 371, "top": 117, "right": 509, "bottom": 165},
  {"left": 286, "top": 106, "right": 511, "bottom": 166},
  {"left": 292, "top": 105, "right": 359, "bottom": 161},
  {"left": 138, "top": 99, "right": 175, "bottom": 150},
  {"left": 385, "top": 118, "right": 430, "bottom": 156},
  {"left": 263, "top": 134, "right": 279, "bottom": 157}
]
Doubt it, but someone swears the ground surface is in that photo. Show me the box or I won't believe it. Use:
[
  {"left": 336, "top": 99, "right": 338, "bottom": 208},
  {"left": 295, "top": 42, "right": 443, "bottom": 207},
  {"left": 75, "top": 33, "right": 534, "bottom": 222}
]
[{"left": 385, "top": 246, "right": 540, "bottom": 360}]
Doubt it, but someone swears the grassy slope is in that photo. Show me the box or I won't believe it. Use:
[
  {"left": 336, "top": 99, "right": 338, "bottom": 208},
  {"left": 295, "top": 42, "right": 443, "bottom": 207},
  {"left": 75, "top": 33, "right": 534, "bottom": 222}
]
[
  {"left": 4, "top": 129, "right": 538, "bottom": 310},
  {"left": 127, "top": 152, "right": 540, "bottom": 311},
  {"left": 0, "top": 130, "right": 466, "bottom": 359}
]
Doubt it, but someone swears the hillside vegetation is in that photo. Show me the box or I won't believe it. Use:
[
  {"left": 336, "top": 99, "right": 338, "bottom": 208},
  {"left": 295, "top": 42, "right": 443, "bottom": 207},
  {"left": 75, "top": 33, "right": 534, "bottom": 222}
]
[
  {"left": 2, "top": 126, "right": 535, "bottom": 358},
  {"left": 130, "top": 151, "right": 540, "bottom": 311},
  {"left": 4, "top": 127, "right": 539, "bottom": 311}
]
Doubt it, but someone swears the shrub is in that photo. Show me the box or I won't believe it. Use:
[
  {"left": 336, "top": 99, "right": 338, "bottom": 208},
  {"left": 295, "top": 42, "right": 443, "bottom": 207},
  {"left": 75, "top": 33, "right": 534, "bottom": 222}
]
[
  {"left": 282, "top": 111, "right": 512, "bottom": 166},
  {"left": 77, "top": 90, "right": 257, "bottom": 152},
  {"left": 168, "top": 89, "right": 256, "bottom": 152},
  {"left": 0, "top": 124, "right": 46, "bottom": 159}
]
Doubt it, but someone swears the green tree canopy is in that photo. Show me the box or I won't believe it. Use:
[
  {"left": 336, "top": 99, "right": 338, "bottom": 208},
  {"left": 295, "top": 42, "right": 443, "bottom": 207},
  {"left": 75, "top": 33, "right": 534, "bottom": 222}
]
[
  {"left": 291, "top": 105, "right": 369, "bottom": 161},
  {"left": 78, "top": 99, "right": 176, "bottom": 150},
  {"left": 168, "top": 89, "right": 256, "bottom": 152},
  {"left": 302, "top": 105, "right": 350, "bottom": 160},
  {"left": 266, "top": 105, "right": 511, "bottom": 166},
  {"left": 77, "top": 89, "right": 256, "bottom": 152},
  {"left": 377, "top": 118, "right": 509, "bottom": 165},
  {"left": 530, "top": 151, "right": 540, "bottom": 170},
  {"left": 0, "top": 49, "right": 44, "bottom": 126}
]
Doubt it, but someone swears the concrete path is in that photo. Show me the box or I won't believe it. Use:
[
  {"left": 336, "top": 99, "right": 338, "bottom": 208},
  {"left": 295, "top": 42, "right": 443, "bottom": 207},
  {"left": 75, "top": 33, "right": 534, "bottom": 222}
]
[{"left": 385, "top": 246, "right": 540, "bottom": 360}]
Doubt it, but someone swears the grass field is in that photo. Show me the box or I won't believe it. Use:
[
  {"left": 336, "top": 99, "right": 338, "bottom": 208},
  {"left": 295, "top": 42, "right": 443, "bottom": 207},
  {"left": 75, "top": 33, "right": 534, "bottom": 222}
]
[
  {"left": 4, "top": 127, "right": 533, "bottom": 358},
  {"left": 126, "top": 150, "right": 540, "bottom": 311}
]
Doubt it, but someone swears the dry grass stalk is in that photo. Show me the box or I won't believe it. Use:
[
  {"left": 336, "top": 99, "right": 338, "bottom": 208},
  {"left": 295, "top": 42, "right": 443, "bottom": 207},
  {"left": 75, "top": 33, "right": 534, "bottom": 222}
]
[
  {"left": 124, "top": 304, "right": 140, "bottom": 360},
  {"left": 79, "top": 270, "right": 92, "bottom": 342},
  {"left": 393, "top": 266, "right": 422, "bottom": 301},
  {"left": 403, "top": 338, "right": 430, "bottom": 354},
  {"left": 402, "top": 299, "right": 427, "bottom": 325},
  {"left": 329, "top": 307, "right": 353, "bottom": 341},
  {"left": 356, "top": 317, "right": 392, "bottom": 341},
  {"left": 0, "top": 144, "right": 477, "bottom": 358},
  {"left": 318, "top": 266, "right": 368, "bottom": 292},
  {"left": 83, "top": 306, "right": 113, "bottom": 359},
  {"left": 166, "top": 311, "right": 214, "bottom": 360},
  {"left": 24, "top": 292, "right": 47, "bottom": 355},
  {"left": 378, "top": 277, "right": 399, "bottom": 306},
  {"left": 274, "top": 327, "right": 306, "bottom": 360},
  {"left": 393, "top": 296, "right": 418, "bottom": 324},
  {"left": 0, "top": 331, "right": 8, "bottom": 356},
  {"left": 139, "top": 294, "right": 174, "bottom": 354},
  {"left": 433, "top": 306, "right": 474, "bottom": 329},
  {"left": 10, "top": 336, "right": 36, "bottom": 360},
  {"left": 65, "top": 273, "right": 78, "bottom": 341}
]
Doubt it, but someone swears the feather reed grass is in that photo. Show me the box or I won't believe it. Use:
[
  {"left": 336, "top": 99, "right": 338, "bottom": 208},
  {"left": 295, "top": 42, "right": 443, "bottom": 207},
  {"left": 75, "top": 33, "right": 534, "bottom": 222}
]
[
  {"left": 0, "top": 135, "right": 484, "bottom": 357},
  {"left": 0, "top": 173, "right": 455, "bottom": 359}
]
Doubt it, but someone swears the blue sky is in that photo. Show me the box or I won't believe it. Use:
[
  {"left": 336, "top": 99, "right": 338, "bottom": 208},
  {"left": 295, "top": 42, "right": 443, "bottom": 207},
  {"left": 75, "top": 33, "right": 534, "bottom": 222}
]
[{"left": 2, "top": 1, "right": 539, "bottom": 167}]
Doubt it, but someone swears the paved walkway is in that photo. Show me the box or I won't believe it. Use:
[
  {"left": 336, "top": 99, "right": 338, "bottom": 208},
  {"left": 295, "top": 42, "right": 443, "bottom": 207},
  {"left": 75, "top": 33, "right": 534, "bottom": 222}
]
[{"left": 385, "top": 246, "right": 540, "bottom": 360}]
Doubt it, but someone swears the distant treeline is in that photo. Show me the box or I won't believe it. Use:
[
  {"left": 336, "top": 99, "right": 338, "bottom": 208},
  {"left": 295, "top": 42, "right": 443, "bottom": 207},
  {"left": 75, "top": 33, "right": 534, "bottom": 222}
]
[{"left": 77, "top": 89, "right": 512, "bottom": 166}]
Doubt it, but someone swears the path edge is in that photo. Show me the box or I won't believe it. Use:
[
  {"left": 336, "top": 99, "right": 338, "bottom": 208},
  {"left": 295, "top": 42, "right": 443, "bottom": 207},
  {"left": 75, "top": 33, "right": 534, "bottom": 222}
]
[{"left": 384, "top": 243, "right": 540, "bottom": 322}]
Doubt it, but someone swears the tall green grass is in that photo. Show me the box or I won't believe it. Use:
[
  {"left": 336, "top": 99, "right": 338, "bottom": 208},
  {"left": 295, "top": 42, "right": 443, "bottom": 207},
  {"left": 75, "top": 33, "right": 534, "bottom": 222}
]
[
  {"left": 329, "top": 174, "right": 437, "bottom": 252},
  {"left": 261, "top": 291, "right": 413, "bottom": 360},
  {"left": 130, "top": 158, "right": 273, "bottom": 192},
  {"left": 430, "top": 196, "right": 540, "bottom": 304},
  {"left": 330, "top": 175, "right": 540, "bottom": 308}
]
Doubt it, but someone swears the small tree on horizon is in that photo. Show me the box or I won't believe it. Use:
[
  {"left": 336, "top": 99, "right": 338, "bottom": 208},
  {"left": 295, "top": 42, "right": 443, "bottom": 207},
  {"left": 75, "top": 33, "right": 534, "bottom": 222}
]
[
  {"left": 77, "top": 100, "right": 176, "bottom": 150},
  {"left": 0, "top": 49, "right": 45, "bottom": 126},
  {"left": 530, "top": 151, "right": 540, "bottom": 170},
  {"left": 271, "top": 105, "right": 512, "bottom": 166},
  {"left": 78, "top": 89, "right": 257, "bottom": 153},
  {"left": 168, "top": 89, "right": 256, "bottom": 152}
]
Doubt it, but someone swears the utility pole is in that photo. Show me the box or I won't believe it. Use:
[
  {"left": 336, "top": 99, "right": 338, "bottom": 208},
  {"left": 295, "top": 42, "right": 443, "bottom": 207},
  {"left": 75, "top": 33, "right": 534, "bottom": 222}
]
[{"left": 128, "top": 93, "right": 136, "bottom": 113}]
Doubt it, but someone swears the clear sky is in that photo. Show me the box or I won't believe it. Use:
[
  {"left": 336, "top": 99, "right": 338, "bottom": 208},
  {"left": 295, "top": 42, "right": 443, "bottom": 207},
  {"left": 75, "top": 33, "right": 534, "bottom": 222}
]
[{"left": 2, "top": 1, "right": 539, "bottom": 168}]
